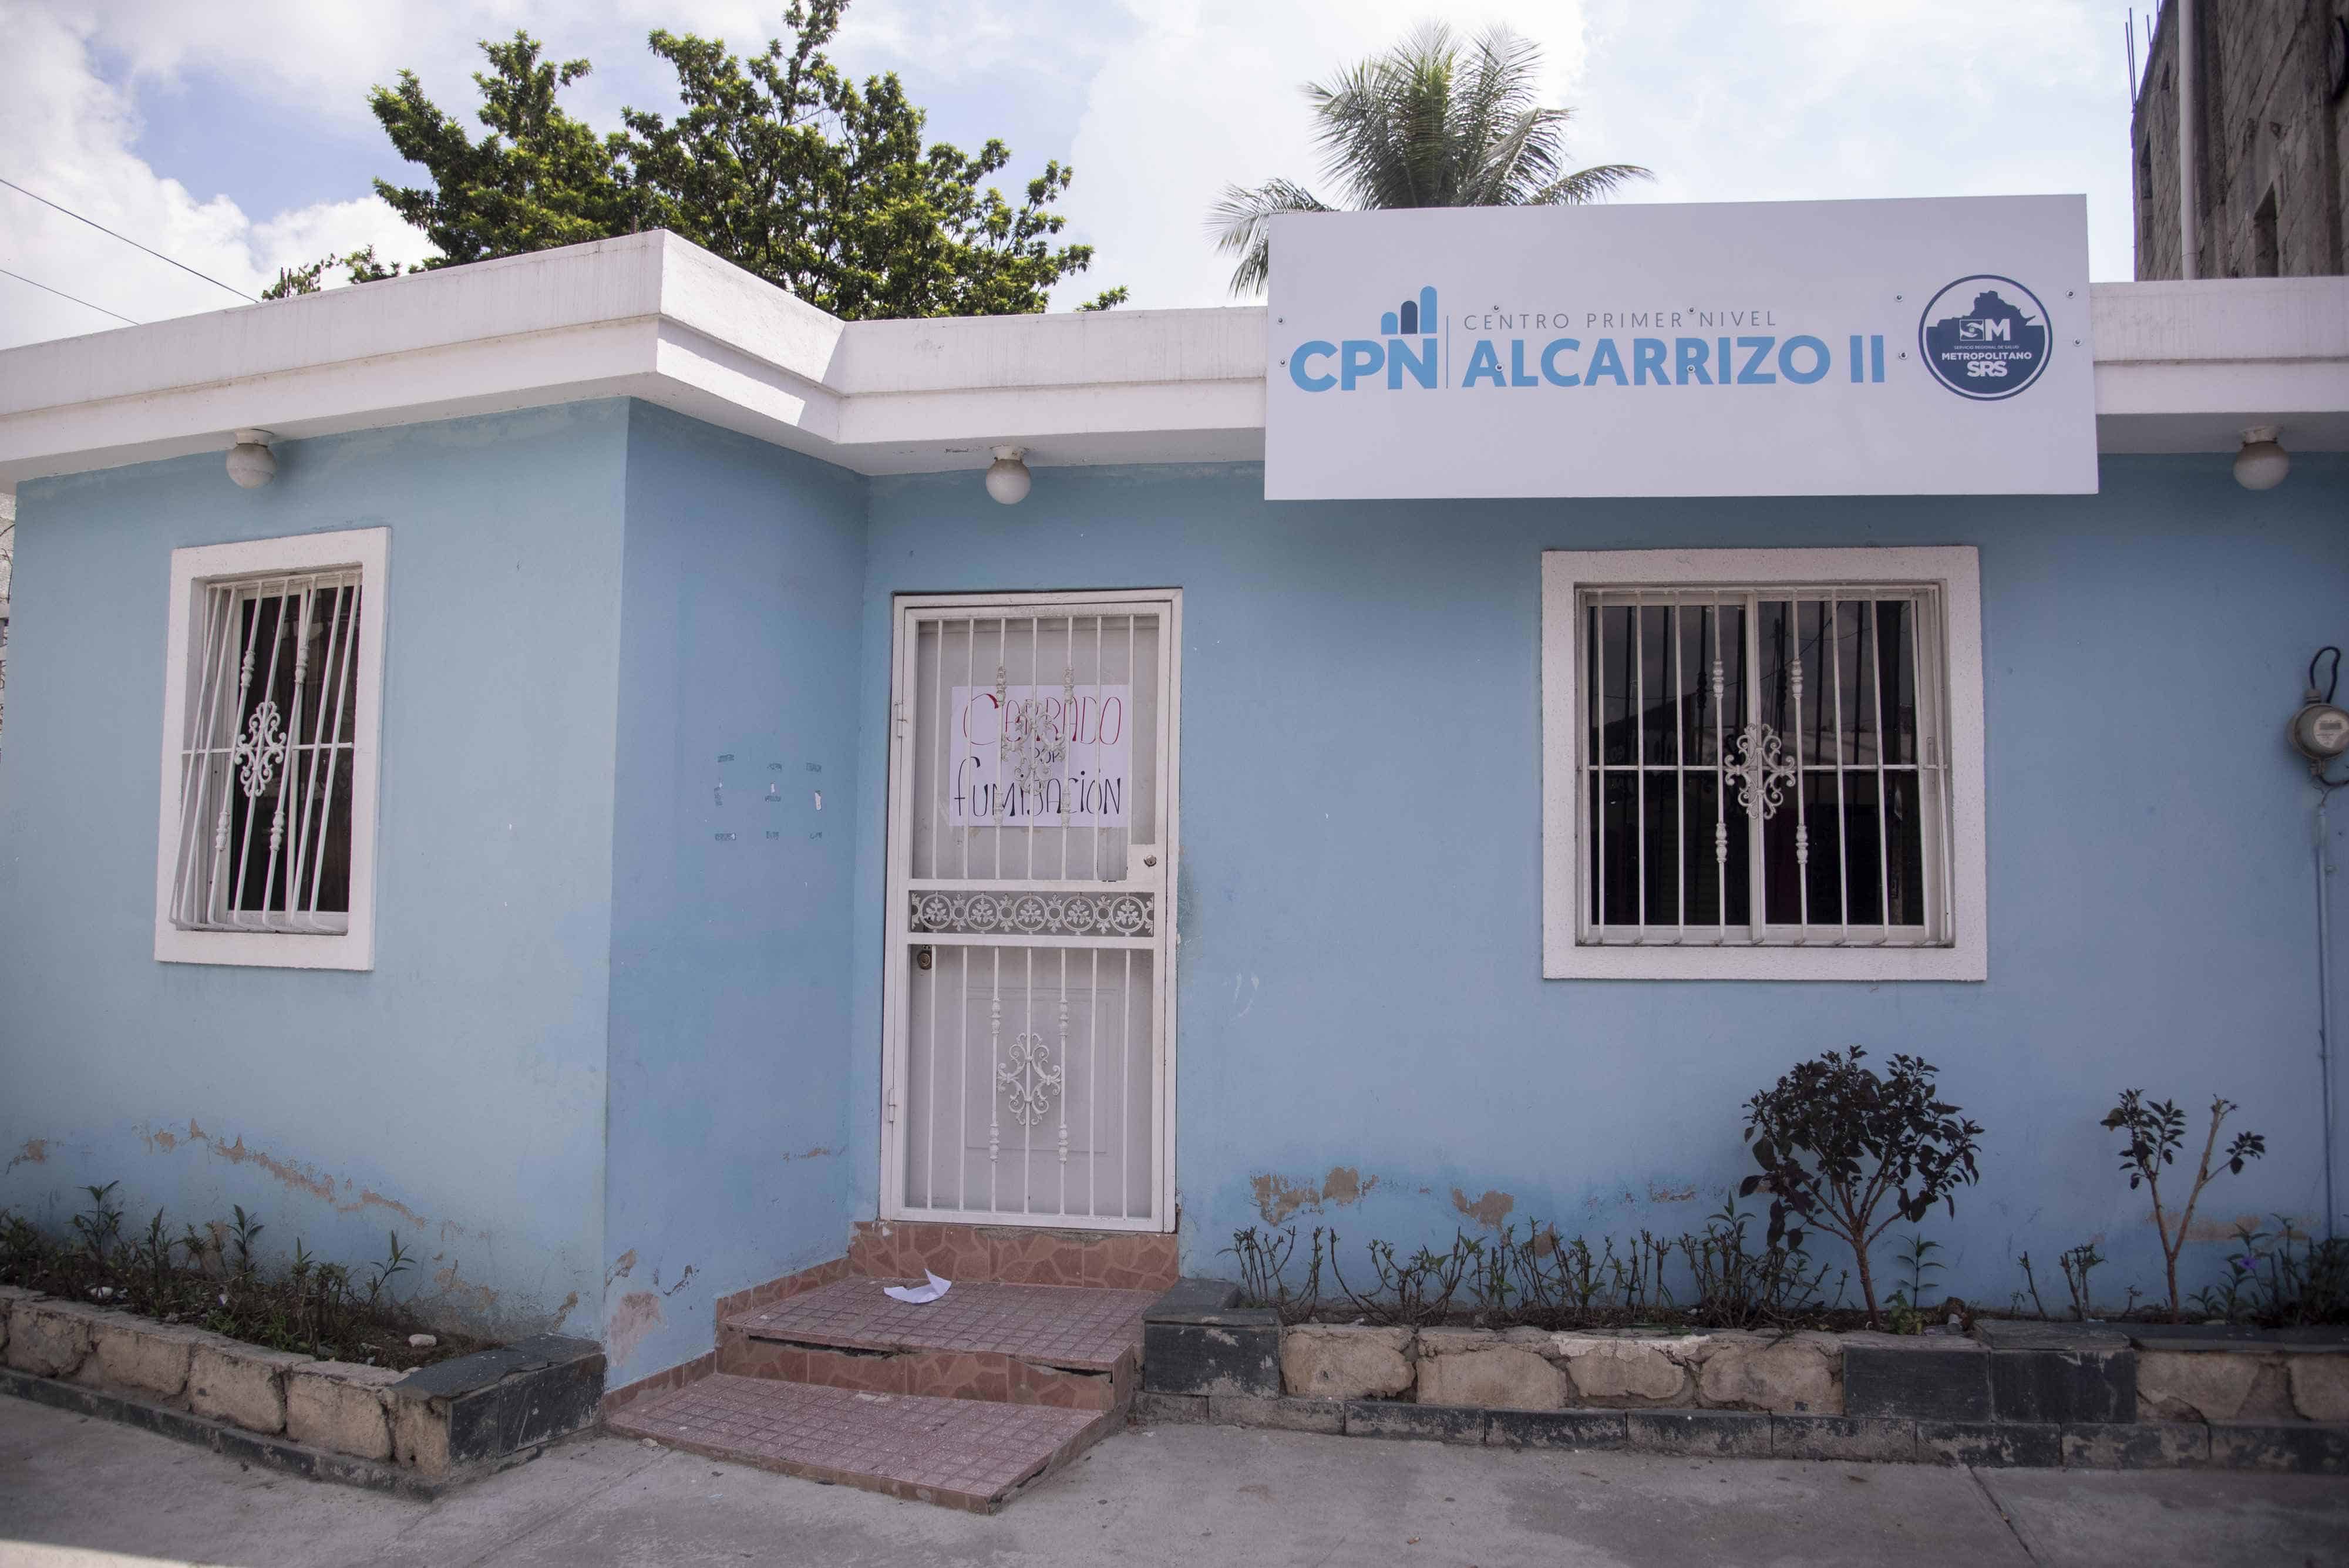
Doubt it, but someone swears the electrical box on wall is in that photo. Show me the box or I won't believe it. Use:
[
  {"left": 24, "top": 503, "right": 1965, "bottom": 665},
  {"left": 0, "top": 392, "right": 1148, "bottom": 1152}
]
[{"left": 2294, "top": 648, "right": 2349, "bottom": 765}]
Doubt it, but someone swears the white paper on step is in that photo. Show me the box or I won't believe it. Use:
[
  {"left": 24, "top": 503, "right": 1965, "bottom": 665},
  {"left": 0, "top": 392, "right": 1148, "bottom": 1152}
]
[{"left": 881, "top": 1270, "right": 952, "bottom": 1304}]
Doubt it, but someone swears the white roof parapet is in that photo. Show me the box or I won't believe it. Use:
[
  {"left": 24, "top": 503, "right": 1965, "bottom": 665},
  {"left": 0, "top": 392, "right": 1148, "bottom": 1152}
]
[
  {"left": 2090, "top": 278, "right": 2349, "bottom": 453},
  {"left": 0, "top": 229, "right": 2341, "bottom": 498}
]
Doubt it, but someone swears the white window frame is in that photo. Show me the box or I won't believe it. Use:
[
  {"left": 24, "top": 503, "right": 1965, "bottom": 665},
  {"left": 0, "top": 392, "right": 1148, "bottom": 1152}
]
[
  {"left": 153, "top": 528, "right": 388, "bottom": 970},
  {"left": 1542, "top": 547, "right": 1985, "bottom": 981}
]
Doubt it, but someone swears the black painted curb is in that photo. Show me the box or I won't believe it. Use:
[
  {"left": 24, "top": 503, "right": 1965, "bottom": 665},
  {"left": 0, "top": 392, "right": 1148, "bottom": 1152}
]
[
  {"left": 1141, "top": 1280, "right": 1283, "bottom": 1398},
  {"left": 1129, "top": 1392, "right": 2349, "bottom": 1474},
  {"left": 392, "top": 1333, "right": 605, "bottom": 1470}
]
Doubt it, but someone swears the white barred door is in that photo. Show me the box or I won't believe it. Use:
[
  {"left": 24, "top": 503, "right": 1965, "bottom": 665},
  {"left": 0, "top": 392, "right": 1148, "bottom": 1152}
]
[{"left": 880, "top": 591, "right": 1180, "bottom": 1231}]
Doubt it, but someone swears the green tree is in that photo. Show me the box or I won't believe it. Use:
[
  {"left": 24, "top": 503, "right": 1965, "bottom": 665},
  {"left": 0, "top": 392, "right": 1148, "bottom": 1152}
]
[
  {"left": 1209, "top": 22, "right": 1649, "bottom": 295},
  {"left": 366, "top": 4, "right": 1122, "bottom": 319},
  {"left": 259, "top": 246, "right": 406, "bottom": 300}
]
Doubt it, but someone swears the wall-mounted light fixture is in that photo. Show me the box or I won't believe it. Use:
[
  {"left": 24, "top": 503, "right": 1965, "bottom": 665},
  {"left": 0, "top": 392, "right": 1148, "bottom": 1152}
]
[
  {"left": 2233, "top": 425, "right": 2290, "bottom": 492},
  {"left": 226, "top": 428, "right": 277, "bottom": 489},
  {"left": 984, "top": 445, "right": 1031, "bottom": 506}
]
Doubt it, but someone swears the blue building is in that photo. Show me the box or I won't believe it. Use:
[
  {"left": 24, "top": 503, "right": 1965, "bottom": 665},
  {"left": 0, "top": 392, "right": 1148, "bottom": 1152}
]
[{"left": 0, "top": 224, "right": 2343, "bottom": 1402}]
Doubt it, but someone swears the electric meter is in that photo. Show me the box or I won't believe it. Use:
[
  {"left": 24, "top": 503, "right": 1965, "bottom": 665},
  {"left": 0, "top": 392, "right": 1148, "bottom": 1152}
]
[{"left": 2291, "top": 701, "right": 2349, "bottom": 762}]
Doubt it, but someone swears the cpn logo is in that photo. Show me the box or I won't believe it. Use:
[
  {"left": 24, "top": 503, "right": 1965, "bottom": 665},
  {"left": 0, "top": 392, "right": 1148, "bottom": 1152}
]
[{"left": 1288, "top": 286, "right": 1439, "bottom": 392}]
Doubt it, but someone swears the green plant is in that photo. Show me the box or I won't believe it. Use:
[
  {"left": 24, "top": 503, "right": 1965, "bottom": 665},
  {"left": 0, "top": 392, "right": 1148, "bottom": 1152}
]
[
  {"left": 367, "top": 5, "right": 1123, "bottom": 320},
  {"left": 363, "top": 1231, "right": 412, "bottom": 1314},
  {"left": 1328, "top": 1230, "right": 1475, "bottom": 1327},
  {"left": 2102, "top": 1091, "right": 2266, "bottom": 1323},
  {"left": 1883, "top": 1233, "right": 1944, "bottom": 1335},
  {"left": 1209, "top": 23, "right": 1648, "bottom": 294},
  {"left": 1221, "top": 1225, "right": 1326, "bottom": 1324},
  {"left": 1741, "top": 1048, "right": 1984, "bottom": 1327},
  {"left": 2058, "top": 1241, "right": 2104, "bottom": 1320},
  {"left": 69, "top": 1182, "right": 125, "bottom": 1263},
  {"left": 2013, "top": 1250, "right": 2052, "bottom": 1320},
  {"left": 1677, "top": 1195, "right": 1842, "bottom": 1330},
  {"left": 2194, "top": 1217, "right": 2349, "bottom": 1327},
  {"left": 226, "top": 1204, "right": 265, "bottom": 1284}
]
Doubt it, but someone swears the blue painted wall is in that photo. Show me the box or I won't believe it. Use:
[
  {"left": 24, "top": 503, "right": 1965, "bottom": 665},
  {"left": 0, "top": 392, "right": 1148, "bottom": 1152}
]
[
  {"left": 600, "top": 405, "right": 867, "bottom": 1387},
  {"left": 6, "top": 399, "right": 2343, "bottom": 1365},
  {"left": 0, "top": 405, "right": 631, "bottom": 1338},
  {"left": 849, "top": 454, "right": 2349, "bottom": 1313}
]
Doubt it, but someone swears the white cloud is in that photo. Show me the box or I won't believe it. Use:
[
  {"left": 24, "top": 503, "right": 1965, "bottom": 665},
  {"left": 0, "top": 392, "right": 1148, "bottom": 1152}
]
[
  {"left": 1057, "top": 0, "right": 2138, "bottom": 310},
  {"left": 0, "top": 0, "right": 2142, "bottom": 348},
  {"left": 0, "top": 5, "right": 436, "bottom": 349},
  {"left": 1058, "top": 1, "right": 1592, "bottom": 309}
]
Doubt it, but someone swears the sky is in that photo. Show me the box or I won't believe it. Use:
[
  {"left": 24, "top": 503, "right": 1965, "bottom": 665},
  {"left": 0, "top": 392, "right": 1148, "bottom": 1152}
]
[{"left": 0, "top": 0, "right": 2155, "bottom": 351}]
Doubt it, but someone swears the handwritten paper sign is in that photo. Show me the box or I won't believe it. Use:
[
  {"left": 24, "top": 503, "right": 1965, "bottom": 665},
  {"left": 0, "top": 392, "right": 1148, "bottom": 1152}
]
[{"left": 947, "top": 684, "right": 1131, "bottom": 827}]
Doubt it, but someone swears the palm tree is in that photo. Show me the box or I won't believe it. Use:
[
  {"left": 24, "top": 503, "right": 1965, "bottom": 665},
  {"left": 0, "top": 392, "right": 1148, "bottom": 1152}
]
[{"left": 1210, "top": 23, "right": 1650, "bottom": 295}]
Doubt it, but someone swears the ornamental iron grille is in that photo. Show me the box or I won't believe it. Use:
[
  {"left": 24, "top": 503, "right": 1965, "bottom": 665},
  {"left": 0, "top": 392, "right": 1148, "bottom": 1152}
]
[
  {"left": 1577, "top": 587, "right": 1953, "bottom": 947},
  {"left": 169, "top": 570, "right": 364, "bottom": 933},
  {"left": 886, "top": 602, "right": 1175, "bottom": 1231}
]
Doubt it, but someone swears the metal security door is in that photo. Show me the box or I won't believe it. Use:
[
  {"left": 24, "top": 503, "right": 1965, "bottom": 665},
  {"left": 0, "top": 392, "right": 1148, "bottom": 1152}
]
[{"left": 881, "top": 591, "right": 1180, "bottom": 1231}]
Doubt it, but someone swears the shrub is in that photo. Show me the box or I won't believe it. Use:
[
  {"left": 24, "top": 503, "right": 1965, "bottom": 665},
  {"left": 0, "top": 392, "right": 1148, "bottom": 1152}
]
[
  {"left": 2102, "top": 1091, "right": 2265, "bottom": 1323},
  {"left": 1741, "top": 1047, "right": 1983, "bottom": 1327}
]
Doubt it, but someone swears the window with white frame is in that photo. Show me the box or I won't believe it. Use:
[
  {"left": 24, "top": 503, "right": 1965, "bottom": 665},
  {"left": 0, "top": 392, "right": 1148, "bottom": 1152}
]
[
  {"left": 154, "top": 529, "right": 387, "bottom": 970},
  {"left": 1541, "top": 548, "right": 1985, "bottom": 981}
]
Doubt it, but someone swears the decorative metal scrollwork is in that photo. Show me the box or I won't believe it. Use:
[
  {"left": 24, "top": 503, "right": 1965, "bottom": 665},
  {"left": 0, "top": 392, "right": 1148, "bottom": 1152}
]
[
  {"left": 910, "top": 890, "right": 1153, "bottom": 937},
  {"left": 995, "top": 1032, "right": 1064, "bottom": 1127},
  {"left": 233, "top": 701, "right": 287, "bottom": 800},
  {"left": 1722, "top": 722, "right": 1798, "bottom": 820},
  {"left": 995, "top": 661, "right": 1076, "bottom": 815}
]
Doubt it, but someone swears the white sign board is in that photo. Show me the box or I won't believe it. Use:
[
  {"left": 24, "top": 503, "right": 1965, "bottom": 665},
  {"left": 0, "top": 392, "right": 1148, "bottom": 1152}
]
[
  {"left": 1264, "top": 196, "right": 2096, "bottom": 499},
  {"left": 946, "top": 685, "right": 1132, "bottom": 827}
]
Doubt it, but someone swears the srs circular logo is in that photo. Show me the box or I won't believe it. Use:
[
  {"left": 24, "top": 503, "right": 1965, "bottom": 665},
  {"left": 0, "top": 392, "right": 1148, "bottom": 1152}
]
[{"left": 1917, "top": 274, "right": 2052, "bottom": 400}]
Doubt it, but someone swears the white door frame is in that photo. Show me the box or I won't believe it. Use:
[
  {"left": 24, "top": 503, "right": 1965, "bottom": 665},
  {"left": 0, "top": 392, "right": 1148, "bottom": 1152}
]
[{"left": 879, "top": 588, "right": 1182, "bottom": 1233}]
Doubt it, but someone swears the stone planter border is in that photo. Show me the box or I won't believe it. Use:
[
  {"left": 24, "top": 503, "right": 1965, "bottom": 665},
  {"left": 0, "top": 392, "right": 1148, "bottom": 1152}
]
[
  {"left": 1137, "top": 1280, "right": 2349, "bottom": 1474},
  {"left": 1, "top": 1285, "right": 603, "bottom": 1494}
]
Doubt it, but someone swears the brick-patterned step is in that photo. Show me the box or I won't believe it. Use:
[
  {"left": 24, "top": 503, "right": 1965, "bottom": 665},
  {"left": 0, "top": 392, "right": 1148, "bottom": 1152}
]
[
  {"left": 608, "top": 1374, "right": 1107, "bottom": 1513},
  {"left": 720, "top": 1278, "right": 1153, "bottom": 1410}
]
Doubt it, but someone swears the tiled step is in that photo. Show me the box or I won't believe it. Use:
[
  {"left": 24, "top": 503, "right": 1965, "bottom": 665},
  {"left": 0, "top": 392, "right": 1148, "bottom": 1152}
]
[
  {"left": 719, "top": 1277, "right": 1154, "bottom": 1410},
  {"left": 607, "top": 1373, "right": 1108, "bottom": 1513}
]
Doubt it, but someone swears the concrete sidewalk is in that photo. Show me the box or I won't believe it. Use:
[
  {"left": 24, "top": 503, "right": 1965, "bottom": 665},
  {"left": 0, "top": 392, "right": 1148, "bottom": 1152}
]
[{"left": 0, "top": 1395, "right": 2343, "bottom": 1567}]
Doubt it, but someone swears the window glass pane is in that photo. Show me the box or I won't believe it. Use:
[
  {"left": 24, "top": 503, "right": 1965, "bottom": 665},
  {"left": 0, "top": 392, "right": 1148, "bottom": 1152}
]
[
  {"left": 1679, "top": 772, "right": 1749, "bottom": 927},
  {"left": 1885, "top": 770, "right": 1926, "bottom": 925},
  {"left": 1601, "top": 606, "right": 1632, "bottom": 765},
  {"left": 1640, "top": 604, "right": 1674, "bottom": 766},
  {"left": 1586, "top": 605, "right": 1600, "bottom": 763},
  {"left": 1642, "top": 770, "right": 1679, "bottom": 924},
  {"left": 1599, "top": 772, "right": 1638, "bottom": 924},
  {"left": 1838, "top": 600, "right": 1874, "bottom": 766},
  {"left": 1583, "top": 581, "right": 1937, "bottom": 945},
  {"left": 1796, "top": 599, "right": 1830, "bottom": 769},
  {"left": 1676, "top": 604, "right": 1729, "bottom": 766},
  {"left": 1801, "top": 773, "right": 1842, "bottom": 924},
  {"left": 1876, "top": 600, "right": 1917, "bottom": 765},
  {"left": 1841, "top": 770, "right": 1884, "bottom": 925},
  {"left": 1757, "top": 598, "right": 1793, "bottom": 737}
]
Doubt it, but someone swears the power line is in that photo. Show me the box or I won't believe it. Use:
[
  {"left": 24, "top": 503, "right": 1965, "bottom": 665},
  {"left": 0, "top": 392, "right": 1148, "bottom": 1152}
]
[
  {"left": 0, "top": 264, "right": 139, "bottom": 326},
  {"left": 0, "top": 176, "right": 254, "bottom": 302}
]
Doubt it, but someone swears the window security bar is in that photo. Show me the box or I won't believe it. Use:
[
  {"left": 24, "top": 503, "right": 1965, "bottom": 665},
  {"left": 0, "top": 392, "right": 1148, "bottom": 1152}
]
[
  {"left": 169, "top": 570, "right": 363, "bottom": 933},
  {"left": 1579, "top": 586, "right": 1953, "bottom": 948}
]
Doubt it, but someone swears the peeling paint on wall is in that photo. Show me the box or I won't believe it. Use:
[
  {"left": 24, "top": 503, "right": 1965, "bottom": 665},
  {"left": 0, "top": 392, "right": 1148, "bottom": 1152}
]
[
  {"left": 606, "top": 1249, "right": 638, "bottom": 1288},
  {"left": 1250, "top": 1167, "right": 1381, "bottom": 1224},
  {"left": 2186, "top": 1212, "right": 2264, "bottom": 1243},
  {"left": 6, "top": 1139, "right": 49, "bottom": 1172},
  {"left": 607, "top": 1290, "right": 664, "bottom": 1366},
  {"left": 1451, "top": 1187, "right": 1516, "bottom": 1229},
  {"left": 1647, "top": 1182, "right": 1698, "bottom": 1203}
]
